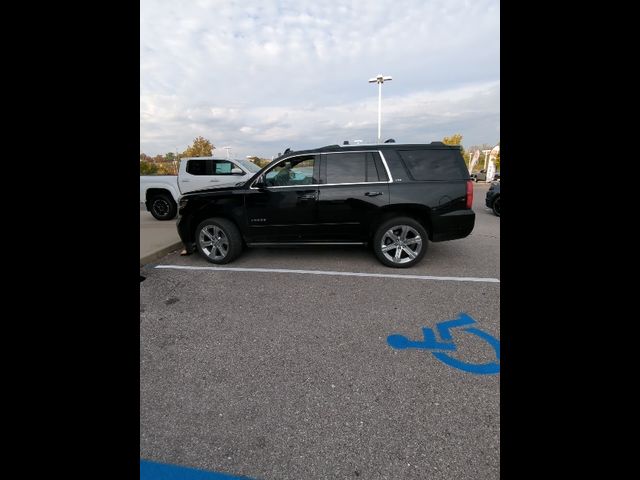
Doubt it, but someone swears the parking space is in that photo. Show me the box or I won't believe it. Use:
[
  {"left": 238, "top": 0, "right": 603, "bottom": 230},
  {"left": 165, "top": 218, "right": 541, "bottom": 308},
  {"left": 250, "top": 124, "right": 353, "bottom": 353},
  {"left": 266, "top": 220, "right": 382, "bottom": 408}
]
[{"left": 140, "top": 183, "right": 499, "bottom": 479}]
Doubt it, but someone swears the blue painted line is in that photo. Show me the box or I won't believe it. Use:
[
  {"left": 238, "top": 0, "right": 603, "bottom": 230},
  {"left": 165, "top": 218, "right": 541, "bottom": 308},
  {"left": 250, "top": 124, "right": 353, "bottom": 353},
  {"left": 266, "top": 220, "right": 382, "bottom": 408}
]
[
  {"left": 140, "top": 460, "right": 255, "bottom": 480},
  {"left": 435, "top": 312, "right": 475, "bottom": 341},
  {"left": 386, "top": 313, "right": 500, "bottom": 375},
  {"left": 387, "top": 327, "right": 456, "bottom": 350},
  {"left": 432, "top": 325, "right": 501, "bottom": 374}
]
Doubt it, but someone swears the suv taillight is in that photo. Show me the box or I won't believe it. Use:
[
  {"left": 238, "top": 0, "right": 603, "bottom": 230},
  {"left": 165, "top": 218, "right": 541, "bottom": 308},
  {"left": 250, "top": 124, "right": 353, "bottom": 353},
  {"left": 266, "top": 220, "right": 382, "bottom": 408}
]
[{"left": 466, "top": 180, "right": 473, "bottom": 209}]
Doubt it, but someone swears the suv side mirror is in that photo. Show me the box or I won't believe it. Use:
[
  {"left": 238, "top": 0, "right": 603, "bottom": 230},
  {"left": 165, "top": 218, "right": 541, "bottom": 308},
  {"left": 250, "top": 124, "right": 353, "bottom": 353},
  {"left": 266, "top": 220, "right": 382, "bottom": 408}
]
[{"left": 231, "top": 167, "right": 243, "bottom": 175}]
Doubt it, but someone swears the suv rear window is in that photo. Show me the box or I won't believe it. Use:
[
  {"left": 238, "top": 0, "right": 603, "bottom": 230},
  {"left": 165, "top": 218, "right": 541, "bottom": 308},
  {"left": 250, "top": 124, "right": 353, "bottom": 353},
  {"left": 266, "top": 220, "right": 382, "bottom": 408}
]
[{"left": 397, "top": 149, "right": 467, "bottom": 181}]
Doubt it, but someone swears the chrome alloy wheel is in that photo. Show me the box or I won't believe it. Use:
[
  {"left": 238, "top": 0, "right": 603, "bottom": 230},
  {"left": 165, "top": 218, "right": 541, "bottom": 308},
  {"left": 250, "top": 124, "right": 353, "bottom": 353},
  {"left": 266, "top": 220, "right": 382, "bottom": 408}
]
[
  {"left": 199, "top": 225, "right": 229, "bottom": 260},
  {"left": 380, "top": 225, "right": 423, "bottom": 264}
]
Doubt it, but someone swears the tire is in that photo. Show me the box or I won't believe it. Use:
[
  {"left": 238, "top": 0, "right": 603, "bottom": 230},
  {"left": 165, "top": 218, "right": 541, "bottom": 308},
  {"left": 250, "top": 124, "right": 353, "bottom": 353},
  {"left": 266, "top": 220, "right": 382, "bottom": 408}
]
[
  {"left": 492, "top": 196, "right": 501, "bottom": 217},
  {"left": 149, "top": 194, "right": 177, "bottom": 220},
  {"left": 195, "top": 218, "right": 243, "bottom": 264},
  {"left": 373, "top": 217, "right": 428, "bottom": 268}
]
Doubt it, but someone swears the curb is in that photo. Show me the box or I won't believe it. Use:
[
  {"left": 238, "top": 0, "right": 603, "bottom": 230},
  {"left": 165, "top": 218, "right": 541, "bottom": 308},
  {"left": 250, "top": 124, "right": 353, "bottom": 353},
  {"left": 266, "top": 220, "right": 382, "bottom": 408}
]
[{"left": 140, "top": 241, "right": 183, "bottom": 267}]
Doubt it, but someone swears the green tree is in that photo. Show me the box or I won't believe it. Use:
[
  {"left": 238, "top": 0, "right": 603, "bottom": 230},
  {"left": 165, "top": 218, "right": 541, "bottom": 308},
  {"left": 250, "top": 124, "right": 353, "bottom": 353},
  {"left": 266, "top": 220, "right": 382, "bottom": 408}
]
[
  {"left": 442, "top": 133, "right": 463, "bottom": 146},
  {"left": 164, "top": 152, "right": 176, "bottom": 162},
  {"left": 443, "top": 133, "right": 466, "bottom": 162},
  {"left": 246, "top": 156, "right": 271, "bottom": 168},
  {"left": 182, "top": 136, "right": 214, "bottom": 157},
  {"left": 140, "top": 161, "right": 158, "bottom": 175}
]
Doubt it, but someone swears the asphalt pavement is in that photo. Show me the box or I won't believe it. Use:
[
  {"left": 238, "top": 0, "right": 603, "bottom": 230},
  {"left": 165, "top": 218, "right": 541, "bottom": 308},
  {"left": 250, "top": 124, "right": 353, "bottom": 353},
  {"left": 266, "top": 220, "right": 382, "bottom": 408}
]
[{"left": 140, "top": 182, "right": 500, "bottom": 479}]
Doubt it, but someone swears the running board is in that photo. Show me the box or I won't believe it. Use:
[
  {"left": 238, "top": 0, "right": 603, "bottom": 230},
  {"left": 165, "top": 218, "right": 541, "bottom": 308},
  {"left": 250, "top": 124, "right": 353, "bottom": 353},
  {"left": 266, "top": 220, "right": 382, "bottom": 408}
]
[{"left": 247, "top": 242, "right": 367, "bottom": 246}]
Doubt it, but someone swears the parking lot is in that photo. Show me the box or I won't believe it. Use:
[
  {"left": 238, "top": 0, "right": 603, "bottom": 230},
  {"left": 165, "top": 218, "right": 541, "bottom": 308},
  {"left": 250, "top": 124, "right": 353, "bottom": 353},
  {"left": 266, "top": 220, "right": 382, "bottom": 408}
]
[{"left": 140, "top": 183, "right": 499, "bottom": 479}]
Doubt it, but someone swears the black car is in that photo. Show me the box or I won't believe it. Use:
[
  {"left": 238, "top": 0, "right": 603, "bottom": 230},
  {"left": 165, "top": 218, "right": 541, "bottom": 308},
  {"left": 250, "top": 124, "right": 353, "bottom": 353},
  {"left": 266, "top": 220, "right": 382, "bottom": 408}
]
[
  {"left": 177, "top": 142, "right": 475, "bottom": 268},
  {"left": 471, "top": 169, "right": 499, "bottom": 182},
  {"left": 485, "top": 181, "right": 500, "bottom": 216}
]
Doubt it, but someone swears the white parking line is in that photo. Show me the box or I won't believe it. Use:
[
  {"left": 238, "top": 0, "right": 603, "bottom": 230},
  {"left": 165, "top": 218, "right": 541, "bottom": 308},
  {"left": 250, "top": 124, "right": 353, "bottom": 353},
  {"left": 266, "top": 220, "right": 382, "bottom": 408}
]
[{"left": 155, "top": 265, "right": 500, "bottom": 284}]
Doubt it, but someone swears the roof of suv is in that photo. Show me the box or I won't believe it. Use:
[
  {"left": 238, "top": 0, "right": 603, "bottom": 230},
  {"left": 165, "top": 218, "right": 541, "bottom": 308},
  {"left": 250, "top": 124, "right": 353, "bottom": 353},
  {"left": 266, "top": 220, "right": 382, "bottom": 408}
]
[{"left": 276, "top": 142, "right": 461, "bottom": 160}]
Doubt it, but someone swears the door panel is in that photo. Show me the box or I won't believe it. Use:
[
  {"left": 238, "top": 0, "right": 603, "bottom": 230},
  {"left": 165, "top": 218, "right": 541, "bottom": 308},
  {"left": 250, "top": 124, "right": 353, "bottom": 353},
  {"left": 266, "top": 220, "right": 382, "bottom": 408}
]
[
  {"left": 245, "top": 188, "right": 319, "bottom": 242},
  {"left": 316, "top": 184, "right": 389, "bottom": 240},
  {"left": 245, "top": 154, "right": 320, "bottom": 242},
  {"left": 316, "top": 152, "right": 390, "bottom": 241}
]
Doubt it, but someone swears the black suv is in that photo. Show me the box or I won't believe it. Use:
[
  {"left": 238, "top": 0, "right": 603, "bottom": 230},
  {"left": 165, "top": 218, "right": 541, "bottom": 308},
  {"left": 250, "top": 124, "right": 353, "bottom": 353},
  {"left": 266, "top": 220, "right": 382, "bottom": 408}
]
[{"left": 177, "top": 142, "right": 475, "bottom": 268}]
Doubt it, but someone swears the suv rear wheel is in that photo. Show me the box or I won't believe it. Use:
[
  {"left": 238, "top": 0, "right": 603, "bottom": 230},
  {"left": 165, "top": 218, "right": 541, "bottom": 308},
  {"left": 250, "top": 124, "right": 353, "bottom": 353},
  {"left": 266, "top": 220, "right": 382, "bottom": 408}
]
[
  {"left": 195, "top": 218, "right": 243, "bottom": 264},
  {"left": 373, "top": 217, "right": 428, "bottom": 268}
]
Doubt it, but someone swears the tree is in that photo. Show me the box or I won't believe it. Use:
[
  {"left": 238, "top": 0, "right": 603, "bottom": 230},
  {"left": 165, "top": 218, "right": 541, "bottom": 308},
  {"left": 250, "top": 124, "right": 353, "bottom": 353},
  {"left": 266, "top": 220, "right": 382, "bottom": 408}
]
[
  {"left": 443, "top": 133, "right": 465, "bottom": 159},
  {"left": 164, "top": 152, "right": 176, "bottom": 162},
  {"left": 182, "top": 136, "right": 214, "bottom": 157},
  {"left": 140, "top": 161, "right": 158, "bottom": 175},
  {"left": 442, "top": 133, "right": 463, "bottom": 146},
  {"left": 246, "top": 156, "right": 271, "bottom": 168}
]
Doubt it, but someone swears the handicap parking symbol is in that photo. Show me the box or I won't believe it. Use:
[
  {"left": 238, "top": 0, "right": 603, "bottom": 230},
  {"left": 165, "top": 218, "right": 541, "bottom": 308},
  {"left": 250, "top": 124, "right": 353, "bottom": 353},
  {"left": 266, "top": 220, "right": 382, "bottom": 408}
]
[{"left": 387, "top": 313, "right": 500, "bottom": 375}]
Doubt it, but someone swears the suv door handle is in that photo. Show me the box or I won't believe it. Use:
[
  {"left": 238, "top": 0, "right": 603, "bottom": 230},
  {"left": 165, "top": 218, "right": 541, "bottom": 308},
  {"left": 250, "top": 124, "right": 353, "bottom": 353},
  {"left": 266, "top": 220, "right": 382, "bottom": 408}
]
[
  {"left": 298, "top": 193, "right": 317, "bottom": 200},
  {"left": 365, "top": 191, "right": 383, "bottom": 196}
]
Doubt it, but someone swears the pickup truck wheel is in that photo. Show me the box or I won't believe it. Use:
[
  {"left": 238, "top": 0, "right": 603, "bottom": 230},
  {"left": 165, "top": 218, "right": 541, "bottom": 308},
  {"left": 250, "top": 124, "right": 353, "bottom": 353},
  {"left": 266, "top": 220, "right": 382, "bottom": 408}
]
[
  {"left": 195, "top": 218, "right": 242, "bottom": 264},
  {"left": 492, "top": 196, "right": 501, "bottom": 217},
  {"left": 149, "top": 194, "right": 177, "bottom": 220},
  {"left": 373, "top": 217, "right": 428, "bottom": 268}
]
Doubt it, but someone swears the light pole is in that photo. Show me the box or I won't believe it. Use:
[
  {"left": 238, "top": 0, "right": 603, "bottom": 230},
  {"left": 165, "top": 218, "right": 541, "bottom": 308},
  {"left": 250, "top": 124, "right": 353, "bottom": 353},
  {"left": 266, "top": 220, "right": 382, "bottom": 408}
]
[
  {"left": 368, "top": 74, "right": 392, "bottom": 143},
  {"left": 223, "top": 146, "right": 231, "bottom": 159}
]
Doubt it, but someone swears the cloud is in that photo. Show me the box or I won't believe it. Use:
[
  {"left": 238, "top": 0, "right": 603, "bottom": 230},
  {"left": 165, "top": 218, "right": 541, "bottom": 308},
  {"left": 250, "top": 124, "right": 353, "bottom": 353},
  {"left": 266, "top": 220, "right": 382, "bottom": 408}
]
[{"left": 141, "top": 0, "right": 500, "bottom": 157}]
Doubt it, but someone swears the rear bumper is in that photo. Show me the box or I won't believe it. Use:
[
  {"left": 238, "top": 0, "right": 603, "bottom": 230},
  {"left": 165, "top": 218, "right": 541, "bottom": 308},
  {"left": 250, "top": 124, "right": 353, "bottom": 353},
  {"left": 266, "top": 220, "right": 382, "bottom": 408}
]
[{"left": 431, "top": 209, "right": 475, "bottom": 242}]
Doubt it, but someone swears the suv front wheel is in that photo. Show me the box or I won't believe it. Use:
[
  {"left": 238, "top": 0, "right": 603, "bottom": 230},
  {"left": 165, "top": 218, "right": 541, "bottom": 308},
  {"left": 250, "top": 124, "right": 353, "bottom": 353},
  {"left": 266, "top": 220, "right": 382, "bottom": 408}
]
[
  {"left": 373, "top": 217, "right": 428, "bottom": 268},
  {"left": 195, "top": 218, "right": 243, "bottom": 264}
]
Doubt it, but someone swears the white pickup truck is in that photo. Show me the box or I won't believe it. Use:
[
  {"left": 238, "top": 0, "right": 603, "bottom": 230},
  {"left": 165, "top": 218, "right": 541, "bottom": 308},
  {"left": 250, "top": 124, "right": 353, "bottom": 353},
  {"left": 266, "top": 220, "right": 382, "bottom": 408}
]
[{"left": 140, "top": 156, "right": 261, "bottom": 220}]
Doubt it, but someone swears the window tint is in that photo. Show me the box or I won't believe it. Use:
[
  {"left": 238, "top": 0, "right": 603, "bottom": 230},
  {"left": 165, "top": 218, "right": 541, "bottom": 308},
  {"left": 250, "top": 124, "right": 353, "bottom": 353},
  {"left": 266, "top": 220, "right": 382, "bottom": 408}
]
[
  {"left": 186, "top": 159, "right": 211, "bottom": 175},
  {"left": 186, "top": 160, "right": 242, "bottom": 175},
  {"left": 397, "top": 149, "right": 467, "bottom": 181},
  {"left": 213, "top": 161, "right": 235, "bottom": 175},
  {"left": 265, "top": 155, "right": 316, "bottom": 187},
  {"left": 325, "top": 153, "right": 367, "bottom": 184},
  {"left": 373, "top": 153, "right": 389, "bottom": 181},
  {"left": 366, "top": 154, "right": 379, "bottom": 182}
]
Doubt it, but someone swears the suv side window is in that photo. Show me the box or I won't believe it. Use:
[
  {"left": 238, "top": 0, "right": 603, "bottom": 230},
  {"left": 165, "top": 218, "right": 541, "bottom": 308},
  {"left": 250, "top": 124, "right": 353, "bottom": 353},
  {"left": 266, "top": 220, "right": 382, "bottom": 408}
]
[
  {"left": 323, "top": 152, "right": 388, "bottom": 184},
  {"left": 368, "top": 152, "right": 389, "bottom": 182},
  {"left": 325, "top": 152, "right": 367, "bottom": 184},
  {"left": 397, "top": 149, "right": 468, "bottom": 181},
  {"left": 264, "top": 155, "right": 316, "bottom": 187}
]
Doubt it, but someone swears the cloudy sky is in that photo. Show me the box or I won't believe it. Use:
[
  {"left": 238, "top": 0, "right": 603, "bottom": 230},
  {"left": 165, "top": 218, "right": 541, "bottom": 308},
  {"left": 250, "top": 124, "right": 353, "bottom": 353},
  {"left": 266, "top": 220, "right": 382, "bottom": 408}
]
[{"left": 140, "top": 0, "right": 499, "bottom": 159}]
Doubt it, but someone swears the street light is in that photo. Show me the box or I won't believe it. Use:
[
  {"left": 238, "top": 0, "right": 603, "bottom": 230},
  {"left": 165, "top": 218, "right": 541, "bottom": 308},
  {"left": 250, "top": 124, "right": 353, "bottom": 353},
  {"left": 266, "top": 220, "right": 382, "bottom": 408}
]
[
  {"left": 368, "top": 74, "right": 392, "bottom": 143},
  {"left": 223, "top": 146, "right": 231, "bottom": 159}
]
